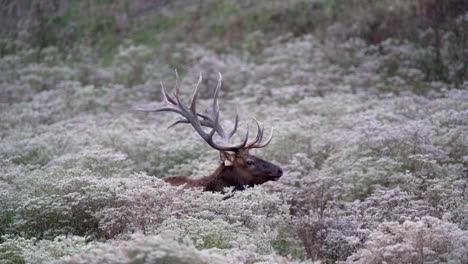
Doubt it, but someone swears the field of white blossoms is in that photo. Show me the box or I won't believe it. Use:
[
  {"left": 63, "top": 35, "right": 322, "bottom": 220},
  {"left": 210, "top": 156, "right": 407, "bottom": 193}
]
[{"left": 1, "top": 1, "right": 467, "bottom": 263}]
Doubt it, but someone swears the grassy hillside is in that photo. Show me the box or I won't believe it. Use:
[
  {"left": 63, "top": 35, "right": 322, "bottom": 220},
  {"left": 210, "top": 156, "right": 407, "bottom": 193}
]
[{"left": 1, "top": 1, "right": 467, "bottom": 263}]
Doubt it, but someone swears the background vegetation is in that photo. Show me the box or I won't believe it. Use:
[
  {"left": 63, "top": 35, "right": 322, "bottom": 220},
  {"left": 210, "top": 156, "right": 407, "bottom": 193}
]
[{"left": 1, "top": 0, "right": 467, "bottom": 263}]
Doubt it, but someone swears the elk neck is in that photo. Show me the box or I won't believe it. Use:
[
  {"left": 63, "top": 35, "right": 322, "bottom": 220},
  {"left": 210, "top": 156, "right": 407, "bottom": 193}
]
[{"left": 203, "top": 163, "right": 252, "bottom": 192}]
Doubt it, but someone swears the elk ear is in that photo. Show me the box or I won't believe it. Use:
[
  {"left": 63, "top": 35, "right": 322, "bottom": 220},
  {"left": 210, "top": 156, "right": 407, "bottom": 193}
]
[{"left": 220, "top": 151, "right": 235, "bottom": 167}]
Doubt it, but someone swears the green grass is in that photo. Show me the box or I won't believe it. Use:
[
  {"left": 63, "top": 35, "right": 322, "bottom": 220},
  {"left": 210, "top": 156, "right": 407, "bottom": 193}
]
[
  {"left": 1, "top": 0, "right": 465, "bottom": 84},
  {"left": 0, "top": 1, "right": 343, "bottom": 61},
  {"left": 10, "top": 146, "right": 55, "bottom": 167},
  {"left": 271, "top": 229, "right": 304, "bottom": 258}
]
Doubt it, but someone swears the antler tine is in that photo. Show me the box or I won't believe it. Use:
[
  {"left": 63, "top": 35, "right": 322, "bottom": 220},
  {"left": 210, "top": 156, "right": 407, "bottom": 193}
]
[
  {"left": 209, "top": 72, "right": 228, "bottom": 140},
  {"left": 212, "top": 72, "right": 222, "bottom": 117},
  {"left": 206, "top": 110, "right": 219, "bottom": 140},
  {"left": 168, "top": 119, "right": 187, "bottom": 128},
  {"left": 258, "top": 124, "right": 264, "bottom": 143},
  {"left": 256, "top": 119, "right": 265, "bottom": 144},
  {"left": 161, "top": 82, "right": 177, "bottom": 105},
  {"left": 197, "top": 112, "right": 212, "bottom": 122},
  {"left": 133, "top": 81, "right": 177, "bottom": 112},
  {"left": 240, "top": 127, "right": 250, "bottom": 148},
  {"left": 195, "top": 109, "right": 249, "bottom": 151},
  {"left": 207, "top": 74, "right": 249, "bottom": 149},
  {"left": 168, "top": 118, "right": 213, "bottom": 129},
  {"left": 190, "top": 72, "right": 202, "bottom": 114},
  {"left": 251, "top": 127, "right": 274, "bottom": 149},
  {"left": 243, "top": 117, "right": 275, "bottom": 149},
  {"left": 226, "top": 113, "right": 239, "bottom": 142},
  {"left": 244, "top": 118, "right": 263, "bottom": 148}
]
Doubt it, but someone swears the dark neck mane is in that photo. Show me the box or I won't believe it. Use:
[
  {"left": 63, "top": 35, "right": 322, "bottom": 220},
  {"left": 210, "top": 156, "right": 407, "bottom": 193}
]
[
  {"left": 164, "top": 163, "right": 254, "bottom": 192},
  {"left": 202, "top": 163, "right": 250, "bottom": 192}
]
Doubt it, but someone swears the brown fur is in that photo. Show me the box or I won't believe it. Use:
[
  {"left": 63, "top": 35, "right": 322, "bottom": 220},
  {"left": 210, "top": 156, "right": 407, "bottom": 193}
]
[{"left": 162, "top": 150, "right": 282, "bottom": 192}]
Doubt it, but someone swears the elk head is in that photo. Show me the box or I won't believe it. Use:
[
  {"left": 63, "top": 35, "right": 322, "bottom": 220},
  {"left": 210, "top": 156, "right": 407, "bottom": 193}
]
[{"left": 137, "top": 72, "right": 283, "bottom": 191}]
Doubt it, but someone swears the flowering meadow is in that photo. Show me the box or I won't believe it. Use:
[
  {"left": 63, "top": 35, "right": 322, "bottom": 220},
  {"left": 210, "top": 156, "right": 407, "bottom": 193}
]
[{"left": 1, "top": 1, "right": 467, "bottom": 263}]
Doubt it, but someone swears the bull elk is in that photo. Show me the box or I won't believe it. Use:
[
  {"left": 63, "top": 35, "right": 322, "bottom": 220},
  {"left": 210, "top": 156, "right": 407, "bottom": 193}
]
[{"left": 137, "top": 72, "right": 283, "bottom": 192}]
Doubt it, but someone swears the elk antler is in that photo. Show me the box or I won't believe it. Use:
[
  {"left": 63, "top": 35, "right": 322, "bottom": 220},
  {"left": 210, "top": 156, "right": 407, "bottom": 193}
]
[
  {"left": 136, "top": 71, "right": 273, "bottom": 151},
  {"left": 244, "top": 118, "right": 274, "bottom": 149}
]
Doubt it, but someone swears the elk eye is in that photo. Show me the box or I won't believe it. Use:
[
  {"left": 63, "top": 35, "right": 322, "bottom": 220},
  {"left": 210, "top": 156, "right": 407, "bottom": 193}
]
[{"left": 246, "top": 160, "right": 255, "bottom": 166}]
